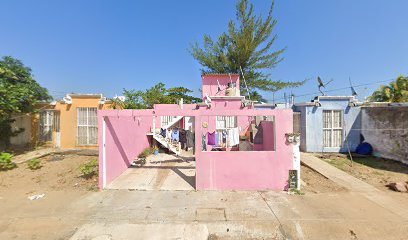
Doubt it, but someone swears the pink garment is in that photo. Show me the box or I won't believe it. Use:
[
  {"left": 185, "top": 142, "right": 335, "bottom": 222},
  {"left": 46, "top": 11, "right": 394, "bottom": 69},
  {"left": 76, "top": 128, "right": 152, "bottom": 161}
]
[{"left": 207, "top": 132, "right": 216, "bottom": 146}]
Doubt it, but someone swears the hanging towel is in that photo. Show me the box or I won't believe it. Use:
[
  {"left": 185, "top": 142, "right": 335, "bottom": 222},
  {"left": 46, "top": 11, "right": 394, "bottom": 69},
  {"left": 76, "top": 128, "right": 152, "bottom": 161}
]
[
  {"left": 202, "top": 134, "right": 207, "bottom": 151},
  {"left": 207, "top": 131, "right": 216, "bottom": 146},
  {"left": 227, "top": 128, "right": 239, "bottom": 146},
  {"left": 227, "top": 129, "right": 234, "bottom": 147},
  {"left": 186, "top": 130, "right": 195, "bottom": 148},
  {"left": 172, "top": 129, "right": 179, "bottom": 141},
  {"left": 215, "top": 132, "right": 220, "bottom": 147},
  {"left": 232, "top": 127, "right": 240, "bottom": 146}
]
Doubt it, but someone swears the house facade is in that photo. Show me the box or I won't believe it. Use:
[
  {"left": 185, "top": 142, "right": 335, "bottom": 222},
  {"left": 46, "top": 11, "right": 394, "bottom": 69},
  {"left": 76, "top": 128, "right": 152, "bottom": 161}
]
[
  {"left": 10, "top": 94, "right": 113, "bottom": 149},
  {"left": 99, "top": 74, "right": 299, "bottom": 191},
  {"left": 293, "top": 96, "right": 362, "bottom": 153}
]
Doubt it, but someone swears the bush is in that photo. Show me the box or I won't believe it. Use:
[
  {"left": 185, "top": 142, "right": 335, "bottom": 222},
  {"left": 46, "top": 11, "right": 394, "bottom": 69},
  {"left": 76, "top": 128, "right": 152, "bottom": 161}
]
[
  {"left": 27, "top": 158, "right": 42, "bottom": 170},
  {"left": 80, "top": 159, "right": 98, "bottom": 178},
  {"left": 138, "top": 147, "right": 154, "bottom": 158},
  {"left": 0, "top": 152, "right": 16, "bottom": 171}
]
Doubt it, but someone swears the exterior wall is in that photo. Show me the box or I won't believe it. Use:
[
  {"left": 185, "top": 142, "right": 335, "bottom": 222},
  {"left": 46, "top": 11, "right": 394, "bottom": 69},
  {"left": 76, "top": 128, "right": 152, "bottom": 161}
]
[
  {"left": 98, "top": 111, "right": 153, "bottom": 187},
  {"left": 56, "top": 97, "right": 111, "bottom": 149},
  {"left": 195, "top": 109, "right": 293, "bottom": 190},
  {"left": 294, "top": 99, "right": 361, "bottom": 153},
  {"left": 202, "top": 74, "right": 240, "bottom": 98},
  {"left": 99, "top": 107, "right": 295, "bottom": 191},
  {"left": 293, "top": 112, "right": 301, "bottom": 134},
  {"left": 10, "top": 114, "right": 32, "bottom": 146},
  {"left": 361, "top": 106, "right": 408, "bottom": 164},
  {"left": 32, "top": 97, "right": 112, "bottom": 149}
]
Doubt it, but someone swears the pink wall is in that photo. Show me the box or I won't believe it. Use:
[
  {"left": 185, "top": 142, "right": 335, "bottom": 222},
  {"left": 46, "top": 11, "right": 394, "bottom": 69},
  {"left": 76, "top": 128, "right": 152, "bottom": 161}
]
[
  {"left": 195, "top": 109, "right": 293, "bottom": 190},
  {"left": 98, "top": 110, "right": 153, "bottom": 188},
  {"left": 202, "top": 74, "right": 240, "bottom": 98}
]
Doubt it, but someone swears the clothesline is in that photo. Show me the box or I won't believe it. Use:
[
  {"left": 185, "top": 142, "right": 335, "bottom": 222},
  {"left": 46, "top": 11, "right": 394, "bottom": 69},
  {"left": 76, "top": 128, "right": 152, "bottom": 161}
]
[{"left": 205, "top": 127, "right": 240, "bottom": 149}]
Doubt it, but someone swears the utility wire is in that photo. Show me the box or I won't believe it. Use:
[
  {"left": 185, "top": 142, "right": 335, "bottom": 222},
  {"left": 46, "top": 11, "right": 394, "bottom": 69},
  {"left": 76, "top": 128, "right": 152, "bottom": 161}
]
[{"left": 267, "top": 77, "right": 396, "bottom": 103}]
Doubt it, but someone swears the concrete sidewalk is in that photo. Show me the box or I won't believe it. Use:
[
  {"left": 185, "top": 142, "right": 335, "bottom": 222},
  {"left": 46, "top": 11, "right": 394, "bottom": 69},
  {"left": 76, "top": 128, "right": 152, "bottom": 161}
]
[
  {"left": 107, "top": 154, "right": 195, "bottom": 190},
  {"left": 301, "top": 152, "right": 408, "bottom": 220},
  {"left": 1, "top": 189, "right": 407, "bottom": 239}
]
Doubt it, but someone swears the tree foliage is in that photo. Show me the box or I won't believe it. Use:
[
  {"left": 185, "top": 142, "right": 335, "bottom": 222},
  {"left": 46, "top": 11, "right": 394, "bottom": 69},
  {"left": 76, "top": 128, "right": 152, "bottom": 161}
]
[
  {"left": 0, "top": 56, "right": 51, "bottom": 148},
  {"left": 189, "top": 0, "right": 304, "bottom": 102},
  {"left": 111, "top": 82, "right": 201, "bottom": 109},
  {"left": 369, "top": 75, "right": 408, "bottom": 102}
]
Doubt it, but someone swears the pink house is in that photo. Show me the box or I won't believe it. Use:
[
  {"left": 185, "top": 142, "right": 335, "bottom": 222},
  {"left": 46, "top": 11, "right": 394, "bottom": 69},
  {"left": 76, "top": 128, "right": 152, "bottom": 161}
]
[{"left": 98, "top": 74, "right": 299, "bottom": 191}]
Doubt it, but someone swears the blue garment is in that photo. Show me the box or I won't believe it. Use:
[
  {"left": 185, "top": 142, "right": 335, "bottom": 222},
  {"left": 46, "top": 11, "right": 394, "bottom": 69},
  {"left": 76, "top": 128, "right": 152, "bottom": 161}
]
[
  {"left": 171, "top": 129, "right": 179, "bottom": 141},
  {"left": 215, "top": 132, "right": 220, "bottom": 147}
]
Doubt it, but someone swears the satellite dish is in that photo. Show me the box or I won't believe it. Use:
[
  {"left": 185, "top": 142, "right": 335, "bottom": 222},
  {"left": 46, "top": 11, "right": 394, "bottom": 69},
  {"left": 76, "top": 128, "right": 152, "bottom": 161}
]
[
  {"left": 349, "top": 77, "right": 358, "bottom": 96},
  {"left": 317, "top": 76, "right": 333, "bottom": 95}
]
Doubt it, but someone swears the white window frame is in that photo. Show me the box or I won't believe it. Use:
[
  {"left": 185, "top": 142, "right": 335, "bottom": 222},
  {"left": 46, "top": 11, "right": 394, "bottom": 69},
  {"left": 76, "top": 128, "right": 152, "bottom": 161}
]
[
  {"left": 216, "top": 116, "right": 237, "bottom": 130},
  {"left": 322, "top": 110, "right": 343, "bottom": 148},
  {"left": 215, "top": 116, "right": 237, "bottom": 147},
  {"left": 77, "top": 107, "right": 98, "bottom": 146},
  {"left": 39, "top": 110, "right": 54, "bottom": 142}
]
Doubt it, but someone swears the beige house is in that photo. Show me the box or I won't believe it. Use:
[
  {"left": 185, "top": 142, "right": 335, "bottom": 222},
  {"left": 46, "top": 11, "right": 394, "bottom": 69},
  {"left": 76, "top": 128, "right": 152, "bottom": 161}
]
[{"left": 11, "top": 94, "right": 113, "bottom": 149}]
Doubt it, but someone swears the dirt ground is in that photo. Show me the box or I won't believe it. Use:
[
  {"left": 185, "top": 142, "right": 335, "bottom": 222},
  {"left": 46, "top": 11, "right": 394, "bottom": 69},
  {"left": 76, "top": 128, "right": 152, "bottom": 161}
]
[
  {"left": 0, "top": 153, "right": 99, "bottom": 195},
  {"left": 300, "top": 164, "right": 348, "bottom": 193},
  {"left": 316, "top": 153, "right": 408, "bottom": 194}
]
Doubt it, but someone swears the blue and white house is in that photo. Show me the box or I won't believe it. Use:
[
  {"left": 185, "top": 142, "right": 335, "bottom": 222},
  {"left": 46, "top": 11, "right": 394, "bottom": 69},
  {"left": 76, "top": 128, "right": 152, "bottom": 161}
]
[{"left": 293, "top": 96, "right": 362, "bottom": 153}]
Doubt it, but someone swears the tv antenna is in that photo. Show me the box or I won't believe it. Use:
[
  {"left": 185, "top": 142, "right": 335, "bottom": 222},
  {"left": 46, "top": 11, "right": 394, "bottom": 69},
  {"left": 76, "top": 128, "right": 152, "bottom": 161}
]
[
  {"left": 239, "top": 66, "right": 251, "bottom": 100},
  {"left": 317, "top": 76, "right": 333, "bottom": 95}
]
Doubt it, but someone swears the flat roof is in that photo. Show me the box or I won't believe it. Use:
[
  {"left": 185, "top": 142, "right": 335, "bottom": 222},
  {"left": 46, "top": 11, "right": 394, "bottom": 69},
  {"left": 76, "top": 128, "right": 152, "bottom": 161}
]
[{"left": 202, "top": 73, "right": 240, "bottom": 76}]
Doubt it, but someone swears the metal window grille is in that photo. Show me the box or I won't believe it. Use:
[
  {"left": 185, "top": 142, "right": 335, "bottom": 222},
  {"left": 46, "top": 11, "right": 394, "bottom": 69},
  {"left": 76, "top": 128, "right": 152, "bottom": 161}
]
[
  {"left": 216, "top": 116, "right": 237, "bottom": 130},
  {"left": 215, "top": 116, "right": 237, "bottom": 146},
  {"left": 39, "top": 110, "right": 54, "bottom": 142},
  {"left": 161, "top": 116, "right": 176, "bottom": 127},
  {"left": 77, "top": 107, "right": 98, "bottom": 145},
  {"left": 323, "top": 110, "right": 343, "bottom": 148}
]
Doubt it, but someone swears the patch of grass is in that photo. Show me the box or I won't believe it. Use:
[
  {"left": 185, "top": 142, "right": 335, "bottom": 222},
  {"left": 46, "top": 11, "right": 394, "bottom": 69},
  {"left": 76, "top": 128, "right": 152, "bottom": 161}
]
[
  {"left": 138, "top": 147, "right": 155, "bottom": 158},
  {"left": 79, "top": 159, "right": 98, "bottom": 179},
  {"left": 319, "top": 153, "right": 408, "bottom": 183},
  {"left": 289, "top": 188, "right": 305, "bottom": 195},
  {"left": 27, "top": 158, "right": 42, "bottom": 170},
  {"left": 0, "top": 152, "right": 16, "bottom": 171}
]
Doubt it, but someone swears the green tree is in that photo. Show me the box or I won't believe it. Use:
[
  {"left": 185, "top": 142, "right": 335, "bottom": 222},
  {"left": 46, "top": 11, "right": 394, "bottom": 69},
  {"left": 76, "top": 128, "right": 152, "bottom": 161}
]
[
  {"left": 167, "top": 87, "right": 201, "bottom": 104},
  {"left": 0, "top": 56, "right": 51, "bottom": 148},
  {"left": 369, "top": 75, "right": 408, "bottom": 102},
  {"left": 111, "top": 83, "right": 201, "bottom": 109},
  {"left": 189, "top": 0, "right": 304, "bottom": 102}
]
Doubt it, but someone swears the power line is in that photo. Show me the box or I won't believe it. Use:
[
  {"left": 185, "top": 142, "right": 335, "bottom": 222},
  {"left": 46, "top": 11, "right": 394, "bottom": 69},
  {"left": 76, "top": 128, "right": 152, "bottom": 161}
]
[{"left": 267, "top": 77, "right": 397, "bottom": 103}]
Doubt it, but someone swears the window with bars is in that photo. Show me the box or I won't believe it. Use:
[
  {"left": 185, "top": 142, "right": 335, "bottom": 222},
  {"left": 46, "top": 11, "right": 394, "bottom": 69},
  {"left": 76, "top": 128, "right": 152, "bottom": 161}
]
[
  {"left": 77, "top": 107, "right": 98, "bottom": 145},
  {"left": 39, "top": 110, "right": 54, "bottom": 142},
  {"left": 323, "top": 110, "right": 343, "bottom": 148},
  {"left": 216, "top": 116, "right": 237, "bottom": 130}
]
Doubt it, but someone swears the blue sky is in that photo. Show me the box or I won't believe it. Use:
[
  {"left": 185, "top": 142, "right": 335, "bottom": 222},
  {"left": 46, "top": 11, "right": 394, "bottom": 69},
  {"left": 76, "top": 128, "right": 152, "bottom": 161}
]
[{"left": 1, "top": 0, "right": 407, "bottom": 103}]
